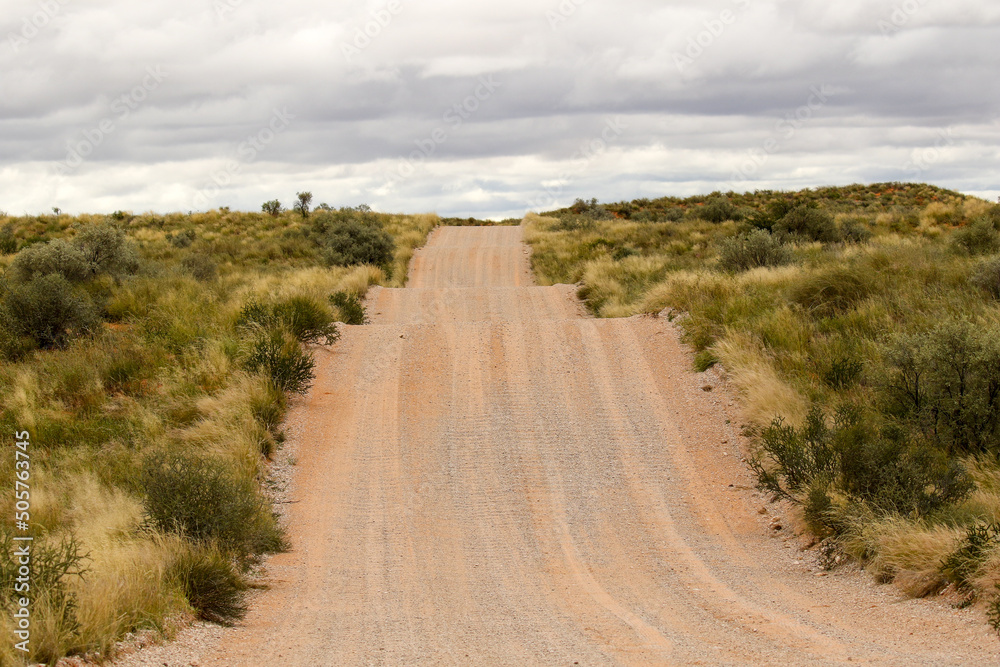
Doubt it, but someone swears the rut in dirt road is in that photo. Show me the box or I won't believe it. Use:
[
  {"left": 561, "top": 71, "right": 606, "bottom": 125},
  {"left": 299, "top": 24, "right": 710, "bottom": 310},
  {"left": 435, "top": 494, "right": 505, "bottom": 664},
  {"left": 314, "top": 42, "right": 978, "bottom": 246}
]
[{"left": 204, "top": 225, "right": 999, "bottom": 666}]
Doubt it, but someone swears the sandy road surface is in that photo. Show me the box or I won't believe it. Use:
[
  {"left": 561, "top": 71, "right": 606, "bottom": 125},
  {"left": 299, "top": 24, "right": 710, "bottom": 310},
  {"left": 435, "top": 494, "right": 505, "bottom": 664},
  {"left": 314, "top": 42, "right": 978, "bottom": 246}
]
[{"left": 169, "top": 226, "right": 997, "bottom": 665}]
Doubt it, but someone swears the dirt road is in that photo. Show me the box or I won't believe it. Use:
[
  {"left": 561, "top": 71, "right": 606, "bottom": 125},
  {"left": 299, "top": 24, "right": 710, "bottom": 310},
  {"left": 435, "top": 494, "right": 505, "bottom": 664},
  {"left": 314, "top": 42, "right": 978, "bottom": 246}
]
[{"left": 198, "top": 226, "right": 996, "bottom": 665}]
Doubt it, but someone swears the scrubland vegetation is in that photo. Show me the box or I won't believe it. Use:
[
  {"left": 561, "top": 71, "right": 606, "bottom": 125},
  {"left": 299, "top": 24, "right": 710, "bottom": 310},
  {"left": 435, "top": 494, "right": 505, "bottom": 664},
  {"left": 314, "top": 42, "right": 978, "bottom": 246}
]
[
  {"left": 524, "top": 183, "right": 1000, "bottom": 628},
  {"left": 0, "top": 206, "right": 437, "bottom": 664}
]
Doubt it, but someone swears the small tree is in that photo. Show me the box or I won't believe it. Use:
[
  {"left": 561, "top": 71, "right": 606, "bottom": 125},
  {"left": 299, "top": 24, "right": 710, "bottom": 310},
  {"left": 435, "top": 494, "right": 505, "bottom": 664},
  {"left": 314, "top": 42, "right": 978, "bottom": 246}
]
[
  {"left": 294, "top": 192, "right": 313, "bottom": 219},
  {"left": 262, "top": 200, "right": 282, "bottom": 217},
  {"left": 74, "top": 222, "right": 140, "bottom": 281}
]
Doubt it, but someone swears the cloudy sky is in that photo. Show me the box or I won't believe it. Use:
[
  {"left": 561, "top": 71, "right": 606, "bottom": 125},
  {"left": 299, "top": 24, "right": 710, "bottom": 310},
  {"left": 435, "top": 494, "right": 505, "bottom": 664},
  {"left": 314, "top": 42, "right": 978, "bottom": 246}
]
[{"left": 2, "top": 0, "right": 999, "bottom": 218}]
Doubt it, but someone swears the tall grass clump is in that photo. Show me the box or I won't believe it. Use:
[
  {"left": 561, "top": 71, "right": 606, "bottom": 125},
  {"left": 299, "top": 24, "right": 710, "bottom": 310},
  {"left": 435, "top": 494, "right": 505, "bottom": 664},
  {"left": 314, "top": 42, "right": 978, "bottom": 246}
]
[{"left": 169, "top": 544, "right": 248, "bottom": 624}]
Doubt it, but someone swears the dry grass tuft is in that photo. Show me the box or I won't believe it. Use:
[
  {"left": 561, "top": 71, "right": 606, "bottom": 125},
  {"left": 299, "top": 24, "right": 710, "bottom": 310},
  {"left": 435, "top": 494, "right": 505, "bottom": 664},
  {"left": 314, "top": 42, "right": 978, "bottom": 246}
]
[{"left": 714, "top": 333, "right": 808, "bottom": 426}]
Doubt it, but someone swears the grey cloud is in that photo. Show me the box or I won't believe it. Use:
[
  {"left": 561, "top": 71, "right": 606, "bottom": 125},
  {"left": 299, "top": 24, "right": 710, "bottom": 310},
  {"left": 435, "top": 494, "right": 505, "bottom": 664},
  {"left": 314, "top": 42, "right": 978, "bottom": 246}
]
[{"left": 1, "top": 0, "right": 998, "bottom": 217}]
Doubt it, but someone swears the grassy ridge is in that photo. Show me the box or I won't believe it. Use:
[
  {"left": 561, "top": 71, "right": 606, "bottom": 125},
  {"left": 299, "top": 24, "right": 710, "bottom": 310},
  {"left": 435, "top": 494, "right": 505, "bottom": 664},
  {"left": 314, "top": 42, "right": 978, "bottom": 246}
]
[
  {"left": 524, "top": 183, "right": 1000, "bottom": 626},
  {"left": 0, "top": 208, "right": 438, "bottom": 664}
]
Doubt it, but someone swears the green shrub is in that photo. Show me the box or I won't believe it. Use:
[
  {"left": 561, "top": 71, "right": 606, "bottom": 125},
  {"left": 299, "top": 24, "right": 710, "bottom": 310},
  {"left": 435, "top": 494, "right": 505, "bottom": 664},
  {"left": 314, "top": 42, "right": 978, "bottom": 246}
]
[
  {"left": 1, "top": 274, "right": 100, "bottom": 348},
  {"left": 169, "top": 546, "right": 248, "bottom": 625},
  {"left": 141, "top": 452, "right": 284, "bottom": 558},
  {"left": 803, "top": 478, "right": 836, "bottom": 537},
  {"left": 249, "top": 381, "right": 287, "bottom": 436},
  {"left": 243, "top": 329, "right": 316, "bottom": 394},
  {"left": 746, "top": 209, "right": 775, "bottom": 231},
  {"left": 329, "top": 290, "right": 368, "bottom": 325},
  {"left": 749, "top": 405, "right": 972, "bottom": 520},
  {"left": 693, "top": 349, "right": 718, "bottom": 372},
  {"left": 102, "top": 345, "right": 153, "bottom": 395},
  {"left": 262, "top": 199, "right": 282, "bottom": 216},
  {"left": 983, "top": 205, "right": 1000, "bottom": 229},
  {"left": 168, "top": 229, "right": 196, "bottom": 248},
  {"left": 988, "top": 586, "right": 1000, "bottom": 635},
  {"left": 823, "top": 354, "right": 863, "bottom": 390},
  {"left": 942, "top": 523, "right": 1000, "bottom": 592},
  {"left": 971, "top": 256, "right": 1000, "bottom": 299},
  {"left": 953, "top": 219, "right": 1000, "bottom": 255},
  {"left": 182, "top": 253, "right": 218, "bottom": 282},
  {"left": 315, "top": 216, "right": 395, "bottom": 268},
  {"left": 7, "top": 239, "right": 91, "bottom": 283},
  {"left": 718, "top": 229, "right": 791, "bottom": 272},
  {"left": 883, "top": 321, "right": 1000, "bottom": 455},
  {"left": 569, "top": 198, "right": 614, "bottom": 221},
  {"left": 841, "top": 219, "right": 874, "bottom": 244},
  {"left": 0, "top": 322, "right": 36, "bottom": 361},
  {"left": 0, "top": 224, "right": 16, "bottom": 254},
  {"left": 72, "top": 222, "right": 140, "bottom": 281},
  {"left": 774, "top": 205, "right": 842, "bottom": 243},
  {"left": 272, "top": 296, "right": 339, "bottom": 344},
  {"left": 7, "top": 223, "right": 140, "bottom": 285},
  {"left": 700, "top": 196, "right": 738, "bottom": 223},
  {"left": 237, "top": 296, "right": 340, "bottom": 345}
]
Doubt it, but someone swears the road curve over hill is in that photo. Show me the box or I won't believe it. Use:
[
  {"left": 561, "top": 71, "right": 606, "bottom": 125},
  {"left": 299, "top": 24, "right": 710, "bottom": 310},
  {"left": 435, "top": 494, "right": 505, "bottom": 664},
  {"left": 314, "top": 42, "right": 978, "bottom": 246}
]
[{"left": 201, "top": 225, "right": 998, "bottom": 665}]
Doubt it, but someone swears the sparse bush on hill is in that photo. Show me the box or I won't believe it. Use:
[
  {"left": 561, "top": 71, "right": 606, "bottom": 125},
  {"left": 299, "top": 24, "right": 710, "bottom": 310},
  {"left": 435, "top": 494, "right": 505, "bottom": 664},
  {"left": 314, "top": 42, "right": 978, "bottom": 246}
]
[
  {"left": 74, "top": 222, "right": 141, "bottom": 281},
  {"left": 0, "top": 224, "right": 17, "bottom": 254},
  {"left": 773, "top": 205, "right": 841, "bottom": 243},
  {"left": 1, "top": 222, "right": 141, "bottom": 351},
  {"left": 182, "top": 253, "right": 218, "bottom": 281},
  {"left": 168, "top": 228, "right": 196, "bottom": 248},
  {"left": 1, "top": 273, "right": 101, "bottom": 348},
  {"left": 699, "top": 196, "right": 738, "bottom": 223},
  {"left": 841, "top": 218, "right": 874, "bottom": 244},
  {"left": 294, "top": 191, "right": 313, "bottom": 219},
  {"left": 953, "top": 219, "right": 1000, "bottom": 255},
  {"left": 311, "top": 212, "right": 396, "bottom": 269},
  {"left": 570, "top": 198, "right": 614, "bottom": 221},
  {"left": 718, "top": 229, "right": 791, "bottom": 272},
  {"left": 971, "top": 256, "right": 1000, "bottom": 299}
]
